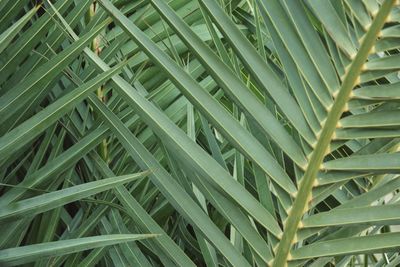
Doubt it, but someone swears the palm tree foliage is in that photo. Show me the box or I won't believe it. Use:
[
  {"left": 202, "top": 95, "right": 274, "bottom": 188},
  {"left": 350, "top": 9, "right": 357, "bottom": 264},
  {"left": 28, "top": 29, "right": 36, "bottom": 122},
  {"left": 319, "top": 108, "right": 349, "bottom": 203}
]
[{"left": 1, "top": 0, "right": 400, "bottom": 265}]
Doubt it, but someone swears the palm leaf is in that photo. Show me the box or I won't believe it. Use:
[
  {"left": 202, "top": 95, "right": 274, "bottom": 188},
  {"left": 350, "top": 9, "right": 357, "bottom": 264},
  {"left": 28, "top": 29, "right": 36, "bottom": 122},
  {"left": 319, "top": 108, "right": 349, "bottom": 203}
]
[{"left": 1, "top": 0, "right": 400, "bottom": 266}]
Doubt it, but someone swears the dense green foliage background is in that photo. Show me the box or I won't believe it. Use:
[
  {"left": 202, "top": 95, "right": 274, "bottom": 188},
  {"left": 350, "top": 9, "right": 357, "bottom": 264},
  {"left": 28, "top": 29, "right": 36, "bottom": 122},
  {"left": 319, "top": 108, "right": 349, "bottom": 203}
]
[{"left": 1, "top": 0, "right": 400, "bottom": 266}]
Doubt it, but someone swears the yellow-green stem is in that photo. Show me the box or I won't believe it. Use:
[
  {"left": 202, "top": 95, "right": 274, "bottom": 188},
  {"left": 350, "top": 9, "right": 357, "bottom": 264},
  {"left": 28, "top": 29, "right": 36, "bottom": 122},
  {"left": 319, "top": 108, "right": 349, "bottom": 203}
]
[
  {"left": 272, "top": 1, "right": 396, "bottom": 266},
  {"left": 89, "top": 2, "right": 108, "bottom": 162}
]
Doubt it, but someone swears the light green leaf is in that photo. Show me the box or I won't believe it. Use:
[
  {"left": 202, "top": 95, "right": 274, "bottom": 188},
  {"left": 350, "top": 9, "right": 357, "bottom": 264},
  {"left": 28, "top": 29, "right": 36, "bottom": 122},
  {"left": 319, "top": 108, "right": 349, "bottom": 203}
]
[
  {"left": 0, "top": 171, "right": 150, "bottom": 223},
  {"left": 0, "top": 5, "right": 39, "bottom": 54},
  {"left": 0, "top": 234, "right": 156, "bottom": 266}
]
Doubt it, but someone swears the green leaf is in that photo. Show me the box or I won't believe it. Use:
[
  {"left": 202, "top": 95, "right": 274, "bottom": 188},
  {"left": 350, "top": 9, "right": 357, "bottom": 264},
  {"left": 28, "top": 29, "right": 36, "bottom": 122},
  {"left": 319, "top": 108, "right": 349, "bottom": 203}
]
[
  {"left": 0, "top": 5, "right": 39, "bottom": 54},
  {"left": 89, "top": 93, "right": 254, "bottom": 266},
  {"left": 0, "top": 171, "right": 150, "bottom": 223},
  {"left": 291, "top": 232, "right": 400, "bottom": 260},
  {"left": 353, "top": 82, "right": 400, "bottom": 99},
  {"left": 302, "top": 204, "right": 400, "bottom": 227},
  {"left": 0, "top": 60, "right": 125, "bottom": 161},
  {"left": 0, "top": 234, "right": 157, "bottom": 266},
  {"left": 97, "top": 0, "right": 298, "bottom": 195},
  {"left": 273, "top": 0, "right": 397, "bottom": 265},
  {"left": 339, "top": 110, "right": 400, "bottom": 128},
  {"left": 0, "top": 18, "right": 110, "bottom": 123},
  {"left": 322, "top": 153, "right": 400, "bottom": 172}
]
